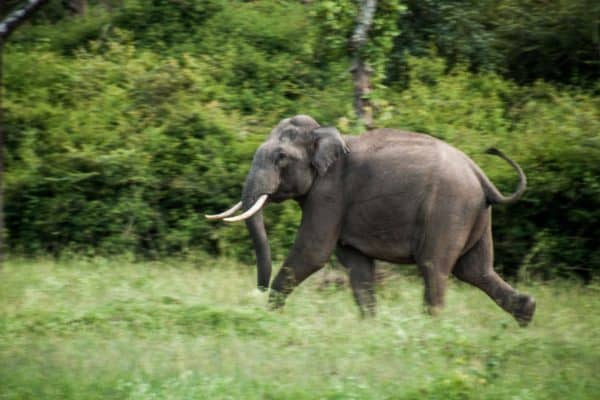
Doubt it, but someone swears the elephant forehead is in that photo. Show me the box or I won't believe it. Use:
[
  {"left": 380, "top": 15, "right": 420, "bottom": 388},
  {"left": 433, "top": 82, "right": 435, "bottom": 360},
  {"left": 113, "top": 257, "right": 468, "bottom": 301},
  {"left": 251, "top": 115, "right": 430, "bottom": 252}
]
[
  {"left": 277, "top": 127, "right": 315, "bottom": 147},
  {"left": 269, "top": 115, "right": 319, "bottom": 141},
  {"left": 253, "top": 143, "right": 275, "bottom": 162},
  {"left": 256, "top": 139, "right": 305, "bottom": 161},
  {"left": 253, "top": 141, "right": 286, "bottom": 162}
]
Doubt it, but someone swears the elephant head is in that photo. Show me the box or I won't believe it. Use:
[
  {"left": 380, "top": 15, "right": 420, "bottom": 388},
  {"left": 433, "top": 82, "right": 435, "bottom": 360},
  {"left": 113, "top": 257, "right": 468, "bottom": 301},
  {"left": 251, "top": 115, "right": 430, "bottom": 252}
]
[{"left": 206, "top": 115, "right": 348, "bottom": 290}]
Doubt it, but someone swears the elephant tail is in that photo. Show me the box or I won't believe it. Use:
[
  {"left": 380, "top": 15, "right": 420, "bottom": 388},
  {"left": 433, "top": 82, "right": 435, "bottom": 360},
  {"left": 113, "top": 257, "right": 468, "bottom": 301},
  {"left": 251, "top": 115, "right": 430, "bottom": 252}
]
[{"left": 478, "top": 147, "right": 527, "bottom": 205}]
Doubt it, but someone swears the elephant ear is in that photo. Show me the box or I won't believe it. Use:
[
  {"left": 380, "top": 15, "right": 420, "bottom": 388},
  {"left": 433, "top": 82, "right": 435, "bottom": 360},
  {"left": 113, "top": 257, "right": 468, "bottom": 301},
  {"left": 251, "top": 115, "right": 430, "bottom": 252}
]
[{"left": 311, "top": 127, "right": 350, "bottom": 176}]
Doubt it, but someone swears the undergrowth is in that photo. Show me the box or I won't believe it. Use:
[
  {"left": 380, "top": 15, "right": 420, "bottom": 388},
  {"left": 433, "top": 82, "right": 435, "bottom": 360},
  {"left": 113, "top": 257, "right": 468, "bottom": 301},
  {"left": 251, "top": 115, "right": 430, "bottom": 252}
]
[{"left": 1, "top": 258, "right": 598, "bottom": 399}]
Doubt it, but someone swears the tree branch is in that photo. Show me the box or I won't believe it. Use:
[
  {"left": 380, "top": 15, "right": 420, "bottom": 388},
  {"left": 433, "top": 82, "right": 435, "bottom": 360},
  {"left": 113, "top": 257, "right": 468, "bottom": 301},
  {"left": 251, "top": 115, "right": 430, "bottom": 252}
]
[{"left": 0, "top": 0, "right": 51, "bottom": 43}]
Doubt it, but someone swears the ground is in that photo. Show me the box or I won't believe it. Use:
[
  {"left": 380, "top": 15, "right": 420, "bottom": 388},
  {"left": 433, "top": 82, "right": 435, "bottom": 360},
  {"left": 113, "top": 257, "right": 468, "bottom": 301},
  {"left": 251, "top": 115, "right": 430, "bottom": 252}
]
[{"left": 1, "top": 257, "right": 598, "bottom": 399}]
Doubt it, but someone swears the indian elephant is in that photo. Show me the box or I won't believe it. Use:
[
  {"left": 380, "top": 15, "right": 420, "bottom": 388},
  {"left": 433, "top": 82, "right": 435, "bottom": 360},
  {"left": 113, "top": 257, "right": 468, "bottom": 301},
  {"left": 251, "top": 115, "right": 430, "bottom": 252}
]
[{"left": 206, "top": 115, "right": 536, "bottom": 326}]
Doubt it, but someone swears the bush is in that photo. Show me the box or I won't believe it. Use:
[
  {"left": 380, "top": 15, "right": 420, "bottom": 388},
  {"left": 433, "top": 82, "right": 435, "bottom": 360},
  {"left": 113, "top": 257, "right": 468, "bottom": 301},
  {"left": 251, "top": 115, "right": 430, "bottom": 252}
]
[
  {"left": 5, "top": 37, "right": 247, "bottom": 256},
  {"left": 4, "top": 1, "right": 599, "bottom": 280}
]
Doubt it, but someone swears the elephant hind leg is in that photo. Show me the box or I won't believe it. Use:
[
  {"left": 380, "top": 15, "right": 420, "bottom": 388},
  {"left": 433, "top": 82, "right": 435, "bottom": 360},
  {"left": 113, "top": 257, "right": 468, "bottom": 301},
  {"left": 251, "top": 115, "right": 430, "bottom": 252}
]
[
  {"left": 336, "top": 245, "right": 376, "bottom": 317},
  {"left": 452, "top": 226, "right": 536, "bottom": 326},
  {"left": 415, "top": 239, "right": 465, "bottom": 316},
  {"left": 417, "top": 258, "right": 455, "bottom": 316}
]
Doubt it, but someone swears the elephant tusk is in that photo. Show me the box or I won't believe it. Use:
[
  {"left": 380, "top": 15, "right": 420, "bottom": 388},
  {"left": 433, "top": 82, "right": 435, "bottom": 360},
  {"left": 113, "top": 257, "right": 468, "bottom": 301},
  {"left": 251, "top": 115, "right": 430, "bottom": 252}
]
[
  {"left": 223, "top": 195, "right": 268, "bottom": 223},
  {"left": 205, "top": 201, "right": 243, "bottom": 220}
]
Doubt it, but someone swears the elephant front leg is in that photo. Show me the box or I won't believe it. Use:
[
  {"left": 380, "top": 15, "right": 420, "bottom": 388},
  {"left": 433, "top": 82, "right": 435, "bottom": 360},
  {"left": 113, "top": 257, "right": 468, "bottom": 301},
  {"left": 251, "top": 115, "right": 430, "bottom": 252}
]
[
  {"left": 268, "top": 259, "right": 325, "bottom": 310},
  {"left": 267, "top": 184, "right": 345, "bottom": 310},
  {"left": 335, "top": 245, "right": 376, "bottom": 317}
]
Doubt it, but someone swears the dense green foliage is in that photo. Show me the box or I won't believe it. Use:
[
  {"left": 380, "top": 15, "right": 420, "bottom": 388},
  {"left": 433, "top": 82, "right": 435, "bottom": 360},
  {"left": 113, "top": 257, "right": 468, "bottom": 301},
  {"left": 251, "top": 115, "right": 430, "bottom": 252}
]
[
  {"left": 392, "top": 0, "right": 600, "bottom": 85},
  {"left": 1, "top": 259, "right": 599, "bottom": 399},
  {"left": 3, "top": 0, "right": 599, "bottom": 278}
]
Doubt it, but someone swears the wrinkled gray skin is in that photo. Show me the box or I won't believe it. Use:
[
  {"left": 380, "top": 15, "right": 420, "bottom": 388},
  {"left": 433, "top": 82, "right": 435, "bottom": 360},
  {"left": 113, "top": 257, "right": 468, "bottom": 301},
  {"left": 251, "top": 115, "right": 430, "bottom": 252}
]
[{"left": 240, "top": 115, "right": 536, "bottom": 326}]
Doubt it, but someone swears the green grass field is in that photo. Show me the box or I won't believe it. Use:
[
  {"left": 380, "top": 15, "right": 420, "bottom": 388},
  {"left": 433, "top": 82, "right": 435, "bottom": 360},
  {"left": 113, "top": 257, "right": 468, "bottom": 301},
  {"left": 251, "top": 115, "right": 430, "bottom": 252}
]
[{"left": 1, "top": 257, "right": 598, "bottom": 399}]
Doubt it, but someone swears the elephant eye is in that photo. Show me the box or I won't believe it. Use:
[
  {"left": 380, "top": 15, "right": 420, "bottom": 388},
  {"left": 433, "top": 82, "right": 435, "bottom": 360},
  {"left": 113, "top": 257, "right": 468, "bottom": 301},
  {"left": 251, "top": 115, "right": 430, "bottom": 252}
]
[{"left": 276, "top": 152, "right": 288, "bottom": 163}]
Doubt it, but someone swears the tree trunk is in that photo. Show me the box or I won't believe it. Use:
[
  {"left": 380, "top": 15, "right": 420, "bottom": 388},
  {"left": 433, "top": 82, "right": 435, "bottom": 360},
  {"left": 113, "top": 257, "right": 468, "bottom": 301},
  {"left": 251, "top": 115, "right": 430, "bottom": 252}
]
[
  {"left": 350, "top": 57, "right": 374, "bottom": 128},
  {"left": 0, "top": 0, "right": 51, "bottom": 268},
  {"left": 350, "top": 0, "right": 377, "bottom": 129}
]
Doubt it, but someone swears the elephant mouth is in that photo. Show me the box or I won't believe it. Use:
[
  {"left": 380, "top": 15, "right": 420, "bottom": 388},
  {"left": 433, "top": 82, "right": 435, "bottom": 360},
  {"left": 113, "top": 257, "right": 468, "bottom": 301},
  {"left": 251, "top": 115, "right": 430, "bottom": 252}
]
[{"left": 268, "top": 192, "right": 289, "bottom": 203}]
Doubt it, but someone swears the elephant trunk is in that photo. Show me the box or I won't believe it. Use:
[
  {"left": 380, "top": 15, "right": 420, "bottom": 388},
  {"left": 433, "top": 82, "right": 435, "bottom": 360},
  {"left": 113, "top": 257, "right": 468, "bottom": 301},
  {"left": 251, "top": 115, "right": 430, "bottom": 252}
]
[
  {"left": 241, "top": 167, "right": 278, "bottom": 290},
  {"left": 245, "top": 211, "right": 271, "bottom": 290}
]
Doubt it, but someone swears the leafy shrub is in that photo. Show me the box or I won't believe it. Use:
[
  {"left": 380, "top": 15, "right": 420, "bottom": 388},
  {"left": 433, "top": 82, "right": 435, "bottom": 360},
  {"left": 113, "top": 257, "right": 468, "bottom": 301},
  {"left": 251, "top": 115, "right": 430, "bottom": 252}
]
[
  {"left": 4, "top": 1, "right": 599, "bottom": 280},
  {"left": 5, "top": 37, "right": 247, "bottom": 256},
  {"left": 391, "top": 0, "right": 600, "bottom": 86}
]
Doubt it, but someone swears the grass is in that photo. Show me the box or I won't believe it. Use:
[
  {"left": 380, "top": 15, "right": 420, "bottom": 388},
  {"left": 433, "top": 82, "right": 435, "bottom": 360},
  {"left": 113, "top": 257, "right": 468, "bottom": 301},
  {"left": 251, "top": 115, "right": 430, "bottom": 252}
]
[{"left": 1, "top": 257, "right": 599, "bottom": 399}]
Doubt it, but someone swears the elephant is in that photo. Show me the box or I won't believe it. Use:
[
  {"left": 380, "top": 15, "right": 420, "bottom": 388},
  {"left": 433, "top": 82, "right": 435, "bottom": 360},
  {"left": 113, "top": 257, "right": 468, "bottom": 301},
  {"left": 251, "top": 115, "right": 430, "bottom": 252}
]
[{"left": 207, "top": 115, "right": 536, "bottom": 326}]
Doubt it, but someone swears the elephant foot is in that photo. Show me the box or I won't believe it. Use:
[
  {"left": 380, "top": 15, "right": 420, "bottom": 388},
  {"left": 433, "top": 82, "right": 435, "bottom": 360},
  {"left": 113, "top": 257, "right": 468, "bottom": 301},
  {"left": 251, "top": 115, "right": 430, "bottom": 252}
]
[
  {"left": 267, "top": 290, "right": 287, "bottom": 311},
  {"left": 512, "top": 294, "right": 536, "bottom": 327},
  {"left": 357, "top": 305, "right": 377, "bottom": 319},
  {"left": 425, "top": 304, "right": 443, "bottom": 317}
]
